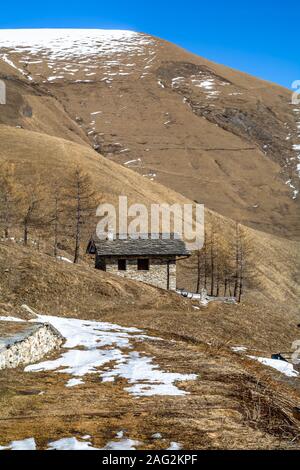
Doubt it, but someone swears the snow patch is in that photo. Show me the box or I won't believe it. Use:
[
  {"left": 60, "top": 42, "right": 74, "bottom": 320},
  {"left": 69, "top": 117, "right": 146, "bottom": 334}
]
[
  {"left": 48, "top": 436, "right": 140, "bottom": 450},
  {"left": 103, "top": 438, "right": 140, "bottom": 450},
  {"left": 167, "top": 442, "right": 182, "bottom": 450},
  {"left": 232, "top": 346, "right": 247, "bottom": 353},
  {"left": 48, "top": 437, "right": 98, "bottom": 451},
  {"left": 57, "top": 256, "right": 72, "bottom": 264},
  {"left": 24, "top": 311, "right": 197, "bottom": 397},
  {"left": 152, "top": 433, "right": 162, "bottom": 439},
  {"left": 101, "top": 351, "right": 197, "bottom": 396},
  {"left": 124, "top": 158, "right": 141, "bottom": 166},
  {"left": 66, "top": 378, "right": 84, "bottom": 388},
  {"left": 0, "top": 438, "right": 36, "bottom": 450},
  {"left": 0, "top": 29, "right": 153, "bottom": 60},
  {"left": 0, "top": 316, "right": 26, "bottom": 322},
  {"left": 0, "top": 29, "right": 156, "bottom": 83},
  {"left": 248, "top": 356, "right": 299, "bottom": 378},
  {"left": 1, "top": 53, "right": 32, "bottom": 80}
]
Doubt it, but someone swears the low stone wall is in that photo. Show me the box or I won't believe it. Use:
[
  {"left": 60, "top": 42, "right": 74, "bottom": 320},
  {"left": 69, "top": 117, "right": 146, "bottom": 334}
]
[{"left": 0, "top": 323, "right": 64, "bottom": 370}]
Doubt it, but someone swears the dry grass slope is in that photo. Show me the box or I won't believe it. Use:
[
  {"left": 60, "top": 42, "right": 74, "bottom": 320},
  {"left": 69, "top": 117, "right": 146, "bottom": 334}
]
[{"left": 0, "top": 123, "right": 299, "bottom": 313}]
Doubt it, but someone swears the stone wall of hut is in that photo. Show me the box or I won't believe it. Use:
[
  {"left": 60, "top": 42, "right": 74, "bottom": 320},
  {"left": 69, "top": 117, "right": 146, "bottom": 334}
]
[{"left": 104, "top": 257, "right": 176, "bottom": 291}]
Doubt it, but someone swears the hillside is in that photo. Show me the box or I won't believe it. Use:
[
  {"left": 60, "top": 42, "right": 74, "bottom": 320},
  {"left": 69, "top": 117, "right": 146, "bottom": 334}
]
[
  {"left": 0, "top": 240, "right": 300, "bottom": 451},
  {"left": 0, "top": 241, "right": 188, "bottom": 319},
  {"left": 0, "top": 239, "right": 298, "bottom": 352},
  {"left": 0, "top": 29, "right": 299, "bottom": 239},
  {"left": 0, "top": 124, "right": 299, "bottom": 313},
  {"left": 0, "top": 29, "right": 300, "bottom": 451}
]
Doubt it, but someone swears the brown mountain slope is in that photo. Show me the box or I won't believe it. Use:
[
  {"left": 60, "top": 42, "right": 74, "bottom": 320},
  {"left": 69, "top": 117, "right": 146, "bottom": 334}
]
[
  {"left": 0, "top": 29, "right": 298, "bottom": 238},
  {"left": 0, "top": 125, "right": 299, "bottom": 316},
  {"left": 0, "top": 73, "right": 89, "bottom": 145}
]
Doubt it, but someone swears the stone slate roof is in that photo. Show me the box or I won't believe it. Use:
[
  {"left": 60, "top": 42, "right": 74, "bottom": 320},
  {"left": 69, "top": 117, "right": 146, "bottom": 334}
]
[{"left": 88, "top": 234, "right": 190, "bottom": 257}]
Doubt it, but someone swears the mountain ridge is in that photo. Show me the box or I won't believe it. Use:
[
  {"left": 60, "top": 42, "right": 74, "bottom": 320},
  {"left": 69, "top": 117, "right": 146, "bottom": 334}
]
[{"left": 1, "top": 29, "right": 298, "bottom": 239}]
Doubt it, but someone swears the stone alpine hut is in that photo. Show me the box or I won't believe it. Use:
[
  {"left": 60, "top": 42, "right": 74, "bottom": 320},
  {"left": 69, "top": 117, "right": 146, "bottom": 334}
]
[{"left": 86, "top": 233, "right": 190, "bottom": 291}]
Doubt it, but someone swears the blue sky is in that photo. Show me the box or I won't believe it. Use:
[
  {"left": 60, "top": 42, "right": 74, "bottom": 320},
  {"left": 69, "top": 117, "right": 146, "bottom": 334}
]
[{"left": 0, "top": 0, "right": 298, "bottom": 88}]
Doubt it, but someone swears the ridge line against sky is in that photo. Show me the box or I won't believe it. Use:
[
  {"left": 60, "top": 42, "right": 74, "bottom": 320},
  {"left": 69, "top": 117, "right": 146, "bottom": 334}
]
[{"left": 0, "top": 0, "right": 299, "bottom": 88}]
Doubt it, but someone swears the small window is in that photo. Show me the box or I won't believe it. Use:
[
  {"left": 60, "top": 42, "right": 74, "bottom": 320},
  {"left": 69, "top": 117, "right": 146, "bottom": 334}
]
[
  {"left": 118, "top": 259, "right": 127, "bottom": 271},
  {"left": 96, "top": 257, "right": 106, "bottom": 271},
  {"left": 138, "top": 259, "right": 149, "bottom": 271}
]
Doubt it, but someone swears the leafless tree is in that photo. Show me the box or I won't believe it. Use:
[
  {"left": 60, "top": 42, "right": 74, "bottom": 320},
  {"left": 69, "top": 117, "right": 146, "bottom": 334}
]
[
  {"left": 0, "top": 162, "right": 23, "bottom": 239},
  {"left": 49, "top": 181, "right": 66, "bottom": 258},
  {"left": 64, "top": 166, "right": 98, "bottom": 264},
  {"left": 233, "top": 223, "right": 255, "bottom": 303},
  {"left": 21, "top": 184, "right": 46, "bottom": 246}
]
